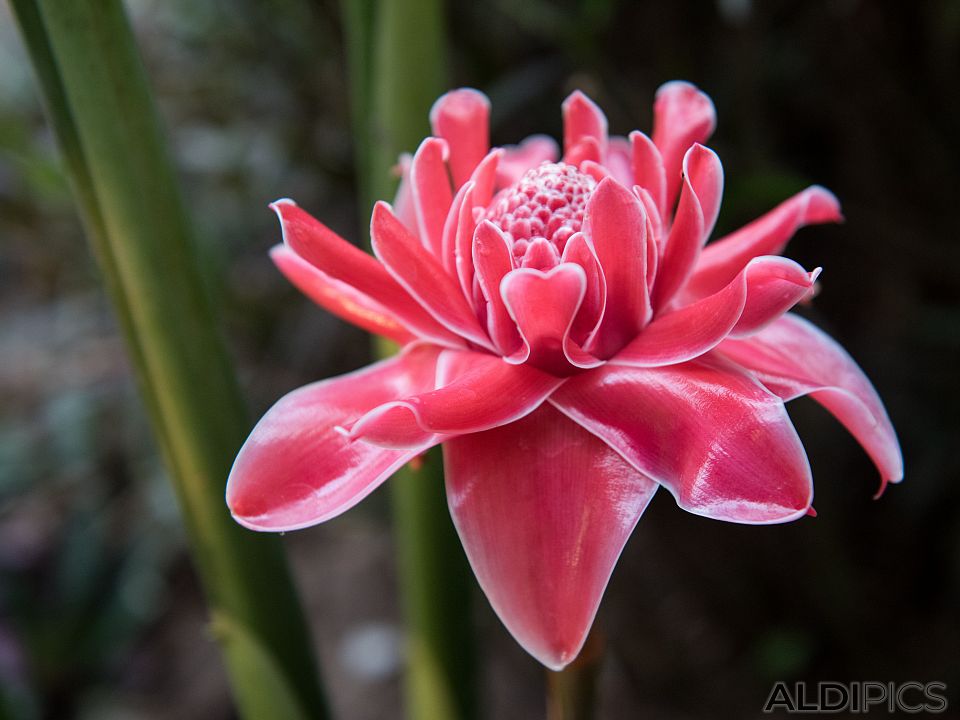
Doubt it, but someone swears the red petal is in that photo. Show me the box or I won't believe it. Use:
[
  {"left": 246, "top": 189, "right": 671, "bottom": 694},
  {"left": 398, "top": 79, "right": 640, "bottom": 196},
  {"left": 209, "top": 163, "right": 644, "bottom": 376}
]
[
  {"left": 651, "top": 81, "right": 717, "bottom": 212},
  {"left": 685, "top": 186, "right": 843, "bottom": 301},
  {"left": 564, "top": 137, "right": 603, "bottom": 167},
  {"left": 444, "top": 404, "right": 658, "bottom": 670},
  {"left": 497, "top": 135, "right": 559, "bottom": 187},
  {"left": 717, "top": 314, "right": 903, "bottom": 491},
  {"left": 371, "top": 202, "right": 493, "bottom": 350},
  {"left": 560, "top": 232, "right": 606, "bottom": 347},
  {"left": 271, "top": 245, "right": 415, "bottom": 345},
  {"left": 583, "top": 178, "right": 651, "bottom": 357},
  {"left": 348, "top": 350, "right": 563, "bottom": 446},
  {"left": 562, "top": 90, "right": 609, "bottom": 160},
  {"left": 605, "top": 136, "right": 634, "bottom": 187},
  {"left": 651, "top": 144, "right": 724, "bottom": 310},
  {"left": 227, "top": 345, "right": 442, "bottom": 531},
  {"left": 552, "top": 356, "right": 813, "bottom": 523},
  {"left": 630, "top": 130, "right": 667, "bottom": 220},
  {"left": 392, "top": 153, "right": 419, "bottom": 236},
  {"left": 473, "top": 221, "right": 522, "bottom": 355},
  {"left": 272, "top": 200, "right": 461, "bottom": 346},
  {"left": 430, "top": 88, "right": 491, "bottom": 189},
  {"left": 411, "top": 137, "right": 454, "bottom": 258},
  {"left": 613, "top": 256, "right": 818, "bottom": 367},
  {"left": 502, "top": 264, "right": 598, "bottom": 373}
]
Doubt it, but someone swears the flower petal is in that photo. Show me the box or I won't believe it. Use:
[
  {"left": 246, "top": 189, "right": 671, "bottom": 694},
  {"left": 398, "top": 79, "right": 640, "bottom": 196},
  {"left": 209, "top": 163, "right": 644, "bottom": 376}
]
[
  {"left": 605, "top": 136, "right": 634, "bottom": 187},
  {"left": 685, "top": 186, "right": 843, "bottom": 301},
  {"left": 612, "top": 256, "right": 818, "bottom": 367},
  {"left": 371, "top": 202, "right": 494, "bottom": 350},
  {"left": 411, "top": 137, "right": 455, "bottom": 258},
  {"left": 443, "top": 403, "right": 658, "bottom": 670},
  {"left": 651, "top": 144, "right": 723, "bottom": 309},
  {"left": 497, "top": 135, "right": 559, "bottom": 187},
  {"left": 473, "top": 221, "right": 522, "bottom": 355},
  {"left": 651, "top": 81, "right": 717, "bottom": 212},
  {"left": 562, "top": 90, "right": 609, "bottom": 160},
  {"left": 717, "top": 314, "right": 903, "bottom": 491},
  {"left": 560, "top": 232, "right": 606, "bottom": 347},
  {"left": 583, "top": 178, "right": 651, "bottom": 357},
  {"left": 630, "top": 130, "right": 667, "bottom": 220},
  {"left": 501, "top": 263, "right": 597, "bottom": 373},
  {"left": 430, "top": 88, "right": 491, "bottom": 189},
  {"left": 272, "top": 199, "right": 461, "bottom": 346},
  {"left": 551, "top": 355, "right": 813, "bottom": 523},
  {"left": 348, "top": 350, "right": 564, "bottom": 447},
  {"left": 270, "top": 245, "right": 415, "bottom": 345},
  {"left": 227, "top": 345, "right": 442, "bottom": 531}
]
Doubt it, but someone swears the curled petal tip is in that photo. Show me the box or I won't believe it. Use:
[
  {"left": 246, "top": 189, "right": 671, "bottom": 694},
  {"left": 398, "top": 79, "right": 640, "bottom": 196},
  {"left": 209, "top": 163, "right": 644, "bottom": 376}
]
[
  {"left": 804, "top": 185, "right": 844, "bottom": 224},
  {"left": 269, "top": 197, "right": 297, "bottom": 210},
  {"left": 806, "top": 506, "right": 818, "bottom": 518}
]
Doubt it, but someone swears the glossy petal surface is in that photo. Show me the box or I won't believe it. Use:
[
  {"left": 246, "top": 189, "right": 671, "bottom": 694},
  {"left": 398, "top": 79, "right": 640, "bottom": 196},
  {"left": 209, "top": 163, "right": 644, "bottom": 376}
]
[
  {"left": 430, "top": 88, "right": 490, "bottom": 189},
  {"left": 718, "top": 314, "right": 903, "bottom": 490},
  {"left": 552, "top": 356, "right": 813, "bottom": 523},
  {"left": 348, "top": 349, "right": 563, "bottom": 447},
  {"left": 227, "top": 346, "right": 442, "bottom": 531},
  {"left": 444, "top": 404, "right": 658, "bottom": 670}
]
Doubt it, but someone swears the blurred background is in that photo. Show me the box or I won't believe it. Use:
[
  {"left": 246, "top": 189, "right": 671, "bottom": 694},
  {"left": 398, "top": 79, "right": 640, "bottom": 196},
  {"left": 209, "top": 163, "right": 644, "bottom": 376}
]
[{"left": 1, "top": 0, "right": 958, "bottom": 718}]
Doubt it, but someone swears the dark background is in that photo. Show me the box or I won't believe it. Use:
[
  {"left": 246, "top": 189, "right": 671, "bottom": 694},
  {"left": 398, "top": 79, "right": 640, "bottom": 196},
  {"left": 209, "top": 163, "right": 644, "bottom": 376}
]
[{"left": 1, "top": 0, "right": 957, "bottom": 718}]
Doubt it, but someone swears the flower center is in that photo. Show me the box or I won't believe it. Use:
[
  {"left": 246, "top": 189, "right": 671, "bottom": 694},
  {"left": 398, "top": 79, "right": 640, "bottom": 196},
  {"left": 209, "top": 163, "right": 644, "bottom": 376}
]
[{"left": 486, "top": 162, "right": 596, "bottom": 264}]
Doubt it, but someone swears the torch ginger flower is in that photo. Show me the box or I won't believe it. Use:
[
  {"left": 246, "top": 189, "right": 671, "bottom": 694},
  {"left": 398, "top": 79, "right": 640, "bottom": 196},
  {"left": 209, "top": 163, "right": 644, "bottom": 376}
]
[{"left": 227, "top": 82, "right": 902, "bottom": 669}]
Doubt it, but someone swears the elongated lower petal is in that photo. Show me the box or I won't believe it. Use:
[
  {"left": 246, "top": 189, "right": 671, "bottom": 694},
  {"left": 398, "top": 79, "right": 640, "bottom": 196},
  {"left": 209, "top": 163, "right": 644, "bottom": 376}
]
[
  {"left": 372, "top": 202, "right": 493, "bottom": 350},
  {"left": 612, "top": 256, "right": 817, "bottom": 367},
  {"left": 273, "top": 199, "right": 460, "bottom": 346},
  {"left": 717, "top": 314, "right": 903, "bottom": 491},
  {"left": 651, "top": 81, "right": 717, "bottom": 212},
  {"left": 685, "top": 186, "right": 842, "bottom": 301},
  {"left": 226, "top": 345, "right": 443, "bottom": 531},
  {"left": 430, "top": 88, "right": 490, "bottom": 189},
  {"left": 551, "top": 356, "right": 813, "bottom": 523},
  {"left": 444, "top": 403, "right": 658, "bottom": 670},
  {"left": 271, "top": 245, "right": 415, "bottom": 345},
  {"left": 348, "top": 350, "right": 563, "bottom": 447}
]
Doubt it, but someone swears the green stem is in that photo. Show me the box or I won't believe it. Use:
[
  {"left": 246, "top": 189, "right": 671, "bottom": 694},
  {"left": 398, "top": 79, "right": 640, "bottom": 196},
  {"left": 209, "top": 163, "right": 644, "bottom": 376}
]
[
  {"left": 546, "top": 629, "right": 604, "bottom": 720},
  {"left": 10, "top": 2, "right": 328, "bottom": 718},
  {"left": 342, "top": 0, "right": 477, "bottom": 717}
]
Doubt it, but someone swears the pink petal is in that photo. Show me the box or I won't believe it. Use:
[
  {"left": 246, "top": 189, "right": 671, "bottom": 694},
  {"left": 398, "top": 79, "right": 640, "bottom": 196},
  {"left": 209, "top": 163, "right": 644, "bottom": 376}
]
[
  {"left": 272, "top": 200, "right": 461, "bottom": 347},
  {"left": 348, "top": 350, "right": 564, "bottom": 447},
  {"left": 270, "top": 245, "right": 415, "bottom": 345},
  {"left": 685, "top": 186, "right": 843, "bottom": 301},
  {"left": 630, "top": 130, "right": 667, "bottom": 220},
  {"left": 583, "top": 178, "right": 651, "bottom": 357},
  {"left": 443, "top": 403, "right": 658, "bottom": 670},
  {"left": 473, "top": 221, "right": 522, "bottom": 355},
  {"left": 468, "top": 148, "right": 502, "bottom": 208},
  {"left": 611, "top": 256, "right": 819, "bottom": 367},
  {"left": 442, "top": 181, "right": 473, "bottom": 277},
  {"left": 227, "top": 345, "right": 442, "bottom": 531},
  {"left": 605, "top": 136, "right": 634, "bottom": 187},
  {"left": 410, "top": 137, "right": 454, "bottom": 258},
  {"left": 501, "top": 264, "right": 598, "bottom": 373},
  {"left": 430, "top": 88, "right": 491, "bottom": 189},
  {"left": 717, "top": 314, "right": 903, "bottom": 491},
  {"left": 497, "top": 135, "right": 559, "bottom": 187},
  {"left": 551, "top": 355, "right": 813, "bottom": 524},
  {"left": 392, "top": 153, "right": 419, "bottom": 236},
  {"left": 371, "top": 202, "right": 494, "bottom": 350},
  {"left": 651, "top": 144, "right": 724, "bottom": 310},
  {"left": 564, "top": 137, "right": 603, "bottom": 167},
  {"left": 651, "top": 81, "right": 717, "bottom": 212},
  {"left": 560, "top": 232, "right": 606, "bottom": 346},
  {"left": 562, "top": 90, "right": 608, "bottom": 160}
]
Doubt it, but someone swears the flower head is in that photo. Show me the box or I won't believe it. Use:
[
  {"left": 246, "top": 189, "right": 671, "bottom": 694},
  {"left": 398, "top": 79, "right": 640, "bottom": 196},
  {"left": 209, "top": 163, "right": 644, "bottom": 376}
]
[{"left": 227, "top": 82, "right": 902, "bottom": 669}]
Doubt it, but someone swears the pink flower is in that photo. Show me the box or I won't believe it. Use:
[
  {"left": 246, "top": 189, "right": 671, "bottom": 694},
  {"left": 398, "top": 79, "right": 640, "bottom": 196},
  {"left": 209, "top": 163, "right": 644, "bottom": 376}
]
[{"left": 227, "top": 82, "right": 902, "bottom": 669}]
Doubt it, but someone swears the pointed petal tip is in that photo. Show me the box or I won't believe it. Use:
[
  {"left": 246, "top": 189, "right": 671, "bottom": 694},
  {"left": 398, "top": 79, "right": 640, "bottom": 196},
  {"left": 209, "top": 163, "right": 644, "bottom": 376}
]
[{"left": 429, "top": 87, "right": 491, "bottom": 124}]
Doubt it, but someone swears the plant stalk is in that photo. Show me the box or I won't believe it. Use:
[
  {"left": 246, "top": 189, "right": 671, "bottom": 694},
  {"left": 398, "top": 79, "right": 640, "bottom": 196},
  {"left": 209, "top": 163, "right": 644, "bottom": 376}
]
[
  {"left": 341, "top": 0, "right": 477, "bottom": 717},
  {"left": 10, "top": 2, "right": 329, "bottom": 718},
  {"left": 546, "top": 629, "right": 604, "bottom": 720}
]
